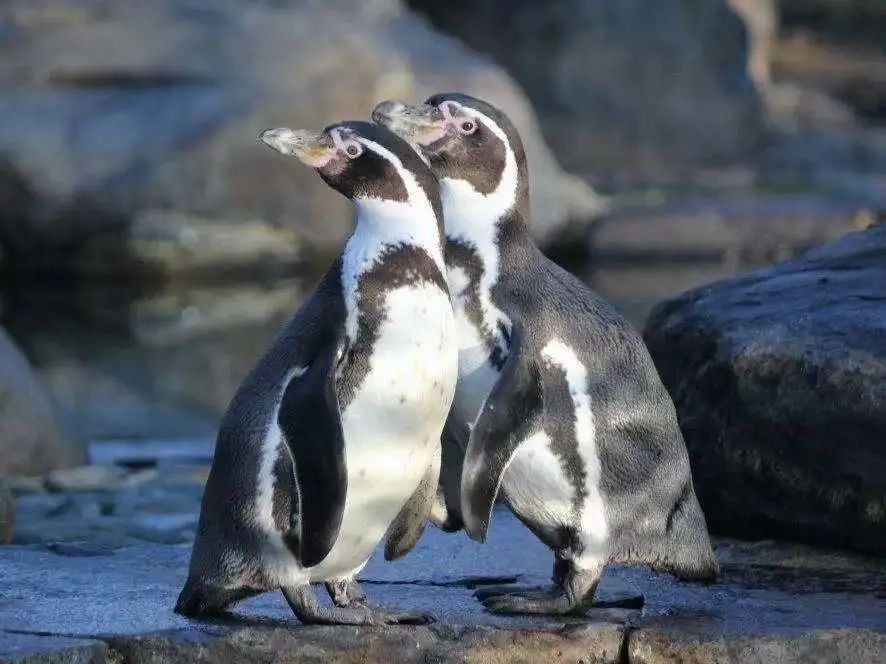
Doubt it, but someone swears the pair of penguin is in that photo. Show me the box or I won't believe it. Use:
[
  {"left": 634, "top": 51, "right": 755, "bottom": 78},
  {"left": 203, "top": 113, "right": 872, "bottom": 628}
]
[{"left": 176, "top": 93, "right": 718, "bottom": 625}]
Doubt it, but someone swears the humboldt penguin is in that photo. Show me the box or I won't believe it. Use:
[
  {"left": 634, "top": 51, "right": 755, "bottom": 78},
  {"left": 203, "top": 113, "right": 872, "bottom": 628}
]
[
  {"left": 374, "top": 95, "right": 718, "bottom": 615},
  {"left": 175, "top": 121, "right": 458, "bottom": 625}
]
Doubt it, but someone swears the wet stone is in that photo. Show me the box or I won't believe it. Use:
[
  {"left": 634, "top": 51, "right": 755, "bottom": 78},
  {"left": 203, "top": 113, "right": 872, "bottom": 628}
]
[
  {"left": 0, "top": 632, "right": 107, "bottom": 663},
  {"left": 0, "top": 467, "right": 882, "bottom": 663},
  {"left": 45, "top": 466, "right": 129, "bottom": 493}
]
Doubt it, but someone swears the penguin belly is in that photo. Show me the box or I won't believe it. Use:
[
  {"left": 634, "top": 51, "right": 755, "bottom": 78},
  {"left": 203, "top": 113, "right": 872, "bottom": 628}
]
[
  {"left": 500, "top": 432, "right": 580, "bottom": 532},
  {"left": 502, "top": 340, "right": 610, "bottom": 567},
  {"left": 308, "top": 283, "right": 457, "bottom": 581},
  {"left": 449, "top": 311, "right": 502, "bottom": 442}
]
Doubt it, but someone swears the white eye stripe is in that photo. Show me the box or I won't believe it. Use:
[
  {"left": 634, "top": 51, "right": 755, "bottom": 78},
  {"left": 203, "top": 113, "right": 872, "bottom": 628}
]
[
  {"left": 332, "top": 128, "right": 363, "bottom": 158},
  {"left": 461, "top": 107, "right": 506, "bottom": 143},
  {"left": 439, "top": 101, "right": 482, "bottom": 135}
]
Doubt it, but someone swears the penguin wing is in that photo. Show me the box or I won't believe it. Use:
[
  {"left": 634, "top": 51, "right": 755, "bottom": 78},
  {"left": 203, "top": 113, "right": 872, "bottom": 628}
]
[
  {"left": 460, "top": 318, "right": 543, "bottom": 542},
  {"left": 278, "top": 336, "right": 347, "bottom": 568}
]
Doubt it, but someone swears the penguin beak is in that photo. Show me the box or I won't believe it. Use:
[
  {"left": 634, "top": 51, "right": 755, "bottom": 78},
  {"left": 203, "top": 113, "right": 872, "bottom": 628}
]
[
  {"left": 259, "top": 127, "right": 336, "bottom": 168},
  {"left": 372, "top": 101, "right": 447, "bottom": 146}
]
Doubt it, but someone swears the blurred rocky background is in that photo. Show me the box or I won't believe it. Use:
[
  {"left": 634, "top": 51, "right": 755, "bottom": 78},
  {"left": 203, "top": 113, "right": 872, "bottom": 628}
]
[{"left": 0, "top": 0, "right": 883, "bottom": 574}]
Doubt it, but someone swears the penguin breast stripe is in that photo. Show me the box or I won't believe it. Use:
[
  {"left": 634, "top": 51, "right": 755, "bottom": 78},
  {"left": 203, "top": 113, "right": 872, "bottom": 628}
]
[{"left": 540, "top": 339, "right": 608, "bottom": 553}]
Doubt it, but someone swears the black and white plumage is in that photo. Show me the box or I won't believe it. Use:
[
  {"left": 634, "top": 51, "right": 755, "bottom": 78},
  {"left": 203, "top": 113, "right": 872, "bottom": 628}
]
[
  {"left": 374, "top": 95, "right": 718, "bottom": 615},
  {"left": 175, "top": 121, "right": 457, "bottom": 625}
]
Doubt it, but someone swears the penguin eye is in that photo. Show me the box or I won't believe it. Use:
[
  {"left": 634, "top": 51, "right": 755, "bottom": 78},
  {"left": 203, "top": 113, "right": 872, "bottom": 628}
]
[
  {"left": 345, "top": 143, "right": 362, "bottom": 158},
  {"left": 459, "top": 120, "right": 476, "bottom": 135}
]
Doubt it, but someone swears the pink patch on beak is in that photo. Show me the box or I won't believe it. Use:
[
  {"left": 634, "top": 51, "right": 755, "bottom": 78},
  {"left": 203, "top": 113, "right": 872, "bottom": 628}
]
[
  {"left": 299, "top": 150, "right": 335, "bottom": 169},
  {"left": 415, "top": 124, "right": 448, "bottom": 146}
]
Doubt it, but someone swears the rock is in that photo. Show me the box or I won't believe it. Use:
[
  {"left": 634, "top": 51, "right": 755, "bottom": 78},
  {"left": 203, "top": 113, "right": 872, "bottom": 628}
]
[
  {"left": 0, "top": 326, "right": 82, "bottom": 476},
  {"left": 409, "top": 0, "right": 765, "bottom": 179},
  {"left": 9, "top": 280, "right": 303, "bottom": 443},
  {"left": 0, "top": 480, "right": 13, "bottom": 544},
  {"left": 779, "top": 0, "right": 886, "bottom": 46},
  {"left": 728, "top": 0, "right": 777, "bottom": 91},
  {"left": 109, "top": 623, "right": 627, "bottom": 664},
  {"left": 590, "top": 194, "right": 871, "bottom": 264},
  {"left": 0, "top": 632, "right": 107, "bottom": 664},
  {"left": 771, "top": 31, "right": 886, "bottom": 123},
  {"left": 644, "top": 222, "right": 886, "bottom": 555},
  {"left": 629, "top": 627, "right": 886, "bottom": 664},
  {"left": 45, "top": 465, "right": 128, "bottom": 492},
  {"left": 70, "top": 210, "right": 305, "bottom": 283},
  {"left": 0, "top": 0, "right": 601, "bottom": 275},
  {"left": 1, "top": 510, "right": 884, "bottom": 662},
  {"left": 5, "top": 475, "right": 46, "bottom": 494}
]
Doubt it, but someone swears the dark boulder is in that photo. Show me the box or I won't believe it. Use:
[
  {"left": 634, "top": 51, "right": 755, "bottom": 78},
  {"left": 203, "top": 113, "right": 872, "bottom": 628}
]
[
  {"left": 644, "top": 222, "right": 886, "bottom": 555},
  {"left": 0, "top": 479, "right": 13, "bottom": 544}
]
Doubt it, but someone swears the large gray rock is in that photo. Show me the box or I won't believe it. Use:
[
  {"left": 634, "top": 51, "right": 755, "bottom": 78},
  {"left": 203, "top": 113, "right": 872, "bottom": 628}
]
[
  {"left": 409, "top": 0, "right": 765, "bottom": 179},
  {"left": 0, "top": 479, "right": 13, "bottom": 544},
  {"left": 0, "top": 0, "right": 602, "bottom": 276},
  {"left": 0, "top": 327, "right": 81, "bottom": 476},
  {"left": 644, "top": 222, "right": 886, "bottom": 556}
]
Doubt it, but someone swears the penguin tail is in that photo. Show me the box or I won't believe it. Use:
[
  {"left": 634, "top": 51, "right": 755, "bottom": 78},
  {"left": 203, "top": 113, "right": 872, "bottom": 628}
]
[
  {"left": 658, "top": 481, "right": 720, "bottom": 582},
  {"left": 174, "top": 577, "right": 243, "bottom": 617},
  {"left": 610, "top": 480, "right": 720, "bottom": 582}
]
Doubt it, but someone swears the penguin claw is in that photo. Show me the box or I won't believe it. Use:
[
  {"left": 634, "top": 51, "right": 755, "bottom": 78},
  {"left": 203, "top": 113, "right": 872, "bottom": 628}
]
[
  {"left": 480, "top": 595, "right": 523, "bottom": 615},
  {"left": 353, "top": 601, "right": 435, "bottom": 626},
  {"left": 386, "top": 610, "right": 436, "bottom": 626},
  {"left": 473, "top": 585, "right": 554, "bottom": 601},
  {"left": 479, "top": 592, "right": 575, "bottom": 616}
]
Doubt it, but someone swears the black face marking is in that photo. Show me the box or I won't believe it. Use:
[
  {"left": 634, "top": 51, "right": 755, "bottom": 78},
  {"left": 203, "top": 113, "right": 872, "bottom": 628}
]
[
  {"left": 446, "top": 237, "right": 506, "bottom": 370},
  {"left": 426, "top": 118, "right": 506, "bottom": 195},
  {"left": 336, "top": 243, "right": 449, "bottom": 409},
  {"left": 317, "top": 121, "right": 444, "bottom": 236},
  {"left": 320, "top": 144, "right": 408, "bottom": 202},
  {"left": 424, "top": 93, "right": 529, "bottom": 213},
  {"left": 541, "top": 364, "right": 588, "bottom": 517}
]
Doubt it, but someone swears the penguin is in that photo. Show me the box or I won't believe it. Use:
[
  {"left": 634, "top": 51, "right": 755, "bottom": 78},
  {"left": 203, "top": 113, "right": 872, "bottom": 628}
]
[
  {"left": 175, "top": 121, "right": 458, "bottom": 625},
  {"left": 373, "top": 95, "right": 719, "bottom": 615}
]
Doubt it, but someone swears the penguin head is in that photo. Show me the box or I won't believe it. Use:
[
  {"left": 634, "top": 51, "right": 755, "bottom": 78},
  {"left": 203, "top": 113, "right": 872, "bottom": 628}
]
[
  {"left": 373, "top": 94, "right": 529, "bottom": 220},
  {"left": 260, "top": 121, "right": 439, "bottom": 210}
]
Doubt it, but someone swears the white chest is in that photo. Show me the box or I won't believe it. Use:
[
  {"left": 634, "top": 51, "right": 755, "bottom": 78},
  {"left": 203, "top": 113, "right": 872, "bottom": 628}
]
[
  {"left": 446, "top": 265, "right": 504, "bottom": 441},
  {"left": 309, "top": 282, "right": 458, "bottom": 580}
]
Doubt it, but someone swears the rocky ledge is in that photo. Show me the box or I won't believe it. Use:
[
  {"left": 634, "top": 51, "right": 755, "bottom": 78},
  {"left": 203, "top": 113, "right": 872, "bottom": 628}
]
[
  {"left": 644, "top": 221, "right": 886, "bottom": 557},
  {"left": 2, "top": 460, "right": 885, "bottom": 663}
]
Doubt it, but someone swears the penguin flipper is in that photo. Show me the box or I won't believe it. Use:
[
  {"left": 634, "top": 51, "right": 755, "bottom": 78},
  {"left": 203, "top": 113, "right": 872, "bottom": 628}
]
[
  {"left": 460, "top": 319, "right": 543, "bottom": 543},
  {"left": 384, "top": 444, "right": 441, "bottom": 560},
  {"left": 431, "top": 420, "right": 466, "bottom": 532},
  {"left": 278, "top": 338, "right": 347, "bottom": 568}
]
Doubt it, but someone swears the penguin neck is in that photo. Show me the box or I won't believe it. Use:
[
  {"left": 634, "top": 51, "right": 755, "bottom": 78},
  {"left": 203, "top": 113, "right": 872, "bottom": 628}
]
[
  {"left": 440, "top": 181, "right": 533, "bottom": 357},
  {"left": 349, "top": 196, "right": 446, "bottom": 273},
  {"left": 440, "top": 159, "right": 533, "bottom": 306}
]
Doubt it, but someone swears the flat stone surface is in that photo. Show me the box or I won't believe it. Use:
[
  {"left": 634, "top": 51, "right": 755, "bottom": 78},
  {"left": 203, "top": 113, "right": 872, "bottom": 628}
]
[
  {"left": 0, "top": 632, "right": 106, "bottom": 663},
  {"left": 2, "top": 459, "right": 884, "bottom": 662},
  {"left": 628, "top": 628, "right": 886, "bottom": 664},
  {"left": 2, "top": 502, "right": 884, "bottom": 662}
]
